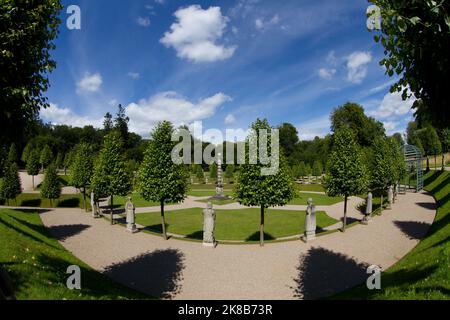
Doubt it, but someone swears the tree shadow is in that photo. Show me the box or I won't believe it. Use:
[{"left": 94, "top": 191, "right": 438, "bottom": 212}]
[
  {"left": 414, "top": 202, "right": 436, "bottom": 210},
  {"left": 292, "top": 247, "right": 369, "bottom": 300},
  {"left": 245, "top": 231, "right": 275, "bottom": 241},
  {"left": 393, "top": 221, "right": 432, "bottom": 240},
  {"left": 185, "top": 230, "right": 203, "bottom": 240},
  {"left": 103, "top": 249, "right": 185, "bottom": 299},
  {"left": 46, "top": 224, "right": 91, "bottom": 241},
  {"left": 57, "top": 198, "right": 80, "bottom": 208},
  {"left": 144, "top": 223, "right": 169, "bottom": 234},
  {"left": 21, "top": 199, "right": 42, "bottom": 207}
]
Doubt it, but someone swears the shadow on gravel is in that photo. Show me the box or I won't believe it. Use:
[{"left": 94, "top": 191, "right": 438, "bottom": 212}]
[
  {"left": 47, "top": 224, "right": 91, "bottom": 241},
  {"left": 103, "top": 249, "right": 185, "bottom": 299},
  {"left": 393, "top": 221, "right": 431, "bottom": 240},
  {"left": 292, "top": 247, "right": 369, "bottom": 300},
  {"left": 415, "top": 202, "right": 436, "bottom": 210}
]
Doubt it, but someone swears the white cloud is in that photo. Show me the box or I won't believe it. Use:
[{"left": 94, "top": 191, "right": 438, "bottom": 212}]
[
  {"left": 231, "top": 26, "right": 239, "bottom": 34},
  {"left": 318, "top": 68, "right": 336, "bottom": 80},
  {"left": 346, "top": 51, "right": 372, "bottom": 84},
  {"left": 255, "top": 18, "right": 264, "bottom": 30},
  {"left": 255, "top": 14, "right": 280, "bottom": 30},
  {"left": 155, "top": 0, "right": 165, "bottom": 4},
  {"left": 224, "top": 114, "right": 236, "bottom": 125},
  {"left": 127, "top": 72, "right": 140, "bottom": 80},
  {"left": 41, "top": 103, "right": 103, "bottom": 128},
  {"left": 160, "top": 5, "right": 236, "bottom": 63},
  {"left": 126, "top": 91, "right": 232, "bottom": 136},
  {"left": 368, "top": 89, "right": 416, "bottom": 118},
  {"left": 108, "top": 99, "right": 119, "bottom": 107},
  {"left": 76, "top": 72, "right": 102, "bottom": 94},
  {"left": 137, "top": 16, "right": 151, "bottom": 27},
  {"left": 297, "top": 115, "right": 330, "bottom": 141}
]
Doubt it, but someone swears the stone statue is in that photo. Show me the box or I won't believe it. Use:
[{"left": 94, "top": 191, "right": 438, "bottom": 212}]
[
  {"left": 215, "top": 153, "right": 224, "bottom": 197},
  {"left": 125, "top": 197, "right": 138, "bottom": 233},
  {"left": 203, "top": 202, "right": 216, "bottom": 247},
  {"left": 304, "top": 198, "right": 316, "bottom": 242},
  {"left": 362, "top": 192, "right": 373, "bottom": 225},
  {"left": 91, "top": 192, "right": 99, "bottom": 218},
  {"left": 387, "top": 186, "right": 393, "bottom": 210}
]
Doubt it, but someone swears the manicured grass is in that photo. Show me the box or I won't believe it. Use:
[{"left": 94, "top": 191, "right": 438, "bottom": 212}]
[
  {"left": 0, "top": 193, "right": 90, "bottom": 210},
  {"left": 187, "top": 189, "right": 233, "bottom": 197},
  {"left": 295, "top": 184, "right": 325, "bottom": 192},
  {"left": 334, "top": 171, "right": 450, "bottom": 300},
  {"left": 288, "top": 193, "right": 342, "bottom": 206},
  {"left": 0, "top": 208, "right": 150, "bottom": 299},
  {"left": 135, "top": 208, "right": 338, "bottom": 241},
  {"left": 197, "top": 199, "right": 237, "bottom": 206}
]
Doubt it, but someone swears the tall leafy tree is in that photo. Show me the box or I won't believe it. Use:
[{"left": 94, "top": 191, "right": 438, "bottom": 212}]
[
  {"left": 40, "top": 145, "right": 53, "bottom": 171},
  {"left": 209, "top": 163, "right": 217, "bottom": 180},
  {"left": 21, "top": 142, "right": 33, "bottom": 163},
  {"left": 278, "top": 122, "right": 299, "bottom": 161},
  {"left": 55, "top": 152, "right": 63, "bottom": 170},
  {"left": 114, "top": 104, "right": 129, "bottom": 143},
  {"left": 103, "top": 112, "right": 113, "bottom": 133},
  {"left": 0, "top": 0, "right": 63, "bottom": 148},
  {"left": 26, "top": 150, "right": 40, "bottom": 189},
  {"left": 63, "top": 150, "right": 74, "bottom": 175},
  {"left": 368, "top": 137, "right": 392, "bottom": 213},
  {"left": 440, "top": 128, "right": 450, "bottom": 170},
  {"left": 7, "top": 143, "right": 18, "bottom": 164},
  {"left": 225, "top": 164, "right": 235, "bottom": 182},
  {"left": 195, "top": 165, "right": 204, "bottom": 182},
  {"left": 370, "top": 0, "right": 450, "bottom": 128},
  {"left": 138, "top": 121, "right": 189, "bottom": 240},
  {"left": 0, "top": 162, "right": 21, "bottom": 205},
  {"left": 324, "top": 128, "right": 369, "bottom": 231},
  {"left": 234, "top": 119, "right": 296, "bottom": 246},
  {"left": 40, "top": 163, "right": 60, "bottom": 206},
  {"left": 91, "top": 132, "right": 132, "bottom": 224},
  {"left": 312, "top": 161, "right": 323, "bottom": 178},
  {"left": 70, "top": 143, "right": 94, "bottom": 211}
]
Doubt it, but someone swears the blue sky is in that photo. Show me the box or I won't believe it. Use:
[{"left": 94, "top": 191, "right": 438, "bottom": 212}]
[{"left": 41, "top": 0, "right": 416, "bottom": 141}]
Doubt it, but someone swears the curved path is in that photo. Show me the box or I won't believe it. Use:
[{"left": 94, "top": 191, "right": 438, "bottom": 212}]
[{"left": 33, "top": 191, "right": 437, "bottom": 300}]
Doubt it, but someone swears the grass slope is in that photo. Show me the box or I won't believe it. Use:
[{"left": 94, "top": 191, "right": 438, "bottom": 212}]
[
  {"left": 0, "top": 193, "right": 90, "bottom": 210},
  {"left": 135, "top": 208, "right": 338, "bottom": 241},
  {"left": 0, "top": 208, "right": 149, "bottom": 300},
  {"left": 334, "top": 171, "right": 450, "bottom": 300}
]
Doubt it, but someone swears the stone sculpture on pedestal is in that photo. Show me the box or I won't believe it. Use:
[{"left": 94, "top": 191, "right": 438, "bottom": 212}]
[
  {"left": 304, "top": 198, "right": 316, "bottom": 242},
  {"left": 387, "top": 186, "right": 393, "bottom": 210},
  {"left": 125, "top": 197, "right": 138, "bottom": 233},
  {"left": 203, "top": 202, "right": 216, "bottom": 247},
  {"left": 362, "top": 192, "right": 373, "bottom": 225},
  {"left": 91, "top": 192, "right": 100, "bottom": 218}
]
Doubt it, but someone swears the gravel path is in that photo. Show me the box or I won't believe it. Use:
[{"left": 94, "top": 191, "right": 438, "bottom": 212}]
[{"left": 34, "top": 190, "right": 436, "bottom": 300}]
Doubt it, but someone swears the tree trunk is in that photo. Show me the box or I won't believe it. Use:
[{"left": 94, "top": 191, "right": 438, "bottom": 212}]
[
  {"left": 426, "top": 157, "right": 430, "bottom": 172},
  {"left": 82, "top": 188, "right": 87, "bottom": 212},
  {"left": 434, "top": 155, "right": 437, "bottom": 170},
  {"left": 342, "top": 195, "right": 348, "bottom": 232},
  {"left": 260, "top": 206, "right": 265, "bottom": 246},
  {"left": 64, "top": 166, "right": 67, "bottom": 175},
  {"left": 442, "top": 154, "right": 445, "bottom": 171},
  {"left": 161, "top": 200, "right": 167, "bottom": 240},
  {"left": 110, "top": 195, "right": 114, "bottom": 225}
]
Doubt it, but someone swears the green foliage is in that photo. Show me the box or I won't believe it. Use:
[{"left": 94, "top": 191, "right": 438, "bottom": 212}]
[
  {"left": 234, "top": 118, "right": 296, "bottom": 209},
  {"left": 0, "top": 162, "right": 21, "bottom": 202},
  {"left": 103, "top": 112, "right": 113, "bottom": 133},
  {"left": 7, "top": 143, "right": 17, "bottom": 164},
  {"left": 295, "top": 162, "right": 307, "bottom": 179},
  {"left": 91, "top": 132, "right": 132, "bottom": 199},
  {"left": 368, "top": 137, "right": 392, "bottom": 192},
  {"left": 39, "top": 145, "right": 53, "bottom": 169},
  {"left": 312, "top": 161, "right": 323, "bottom": 177},
  {"left": 70, "top": 144, "right": 94, "bottom": 191},
  {"left": 0, "top": 0, "right": 63, "bottom": 146},
  {"left": 209, "top": 162, "right": 217, "bottom": 179},
  {"left": 225, "top": 164, "right": 235, "bottom": 181},
  {"left": 195, "top": 164, "right": 204, "bottom": 181},
  {"left": 371, "top": 0, "right": 450, "bottom": 128},
  {"left": 26, "top": 150, "right": 40, "bottom": 177},
  {"left": 40, "top": 163, "right": 61, "bottom": 201},
  {"left": 278, "top": 122, "right": 299, "bottom": 159},
  {"left": 55, "top": 152, "right": 63, "bottom": 169},
  {"left": 21, "top": 142, "right": 33, "bottom": 163},
  {"left": 138, "top": 121, "right": 189, "bottom": 204},
  {"left": 324, "top": 128, "right": 369, "bottom": 197},
  {"left": 305, "top": 163, "right": 312, "bottom": 177},
  {"left": 63, "top": 150, "right": 74, "bottom": 169},
  {"left": 114, "top": 104, "right": 130, "bottom": 143}
]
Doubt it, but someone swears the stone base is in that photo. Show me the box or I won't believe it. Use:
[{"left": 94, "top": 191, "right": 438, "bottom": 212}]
[
  {"left": 202, "top": 241, "right": 217, "bottom": 248},
  {"left": 361, "top": 216, "right": 370, "bottom": 225},
  {"left": 92, "top": 213, "right": 101, "bottom": 219},
  {"left": 386, "top": 205, "right": 392, "bottom": 210},
  {"left": 302, "top": 233, "right": 316, "bottom": 243},
  {"left": 127, "top": 224, "right": 138, "bottom": 233}
]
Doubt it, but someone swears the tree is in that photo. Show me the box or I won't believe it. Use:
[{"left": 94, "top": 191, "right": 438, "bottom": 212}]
[
  {"left": 103, "top": 112, "right": 113, "bottom": 133},
  {"left": 225, "top": 164, "right": 235, "bottom": 183},
  {"left": 91, "top": 132, "right": 132, "bottom": 225},
  {"left": 0, "top": 162, "right": 21, "bottom": 205},
  {"left": 392, "top": 133, "right": 404, "bottom": 146},
  {"left": 324, "top": 128, "right": 369, "bottom": 232},
  {"left": 138, "top": 121, "right": 189, "bottom": 240},
  {"left": 417, "top": 126, "right": 442, "bottom": 171},
  {"left": 297, "top": 162, "right": 307, "bottom": 179},
  {"left": 209, "top": 162, "right": 218, "bottom": 180},
  {"left": 114, "top": 104, "right": 130, "bottom": 143},
  {"left": 21, "top": 142, "right": 33, "bottom": 163},
  {"left": 305, "top": 163, "right": 312, "bottom": 177},
  {"left": 55, "top": 152, "right": 63, "bottom": 170},
  {"left": 440, "top": 128, "right": 450, "bottom": 170},
  {"left": 278, "top": 123, "right": 299, "bottom": 160},
  {"left": 370, "top": 0, "right": 450, "bottom": 128},
  {"left": 234, "top": 118, "right": 296, "bottom": 246},
  {"left": 368, "top": 137, "right": 392, "bottom": 213},
  {"left": 331, "top": 102, "right": 385, "bottom": 147},
  {"left": 195, "top": 165, "right": 204, "bottom": 182},
  {"left": 7, "top": 143, "right": 17, "bottom": 164},
  {"left": 63, "top": 150, "right": 74, "bottom": 175},
  {"left": 40, "top": 163, "right": 60, "bottom": 206},
  {"left": 70, "top": 143, "right": 94, "bottom": 211},
  {"left": 0, "top": 0, "right": 63, "bottom": 148},
  {"left": 40, "top": 145, "right": 53, "bottom": 171},
  {"left": 386, "top": 137, "right": 407, "bottom": 197},
  {"left": 26, "top": 150, "right": 40, "bottom": 189},
  {"left": 312, "top": 161, "right": 323, "bottom": 178}
]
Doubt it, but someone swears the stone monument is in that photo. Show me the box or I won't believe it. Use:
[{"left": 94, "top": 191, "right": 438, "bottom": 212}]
[
  {"left": 362, "top": 192, "right": 373, "bottom": 225},
  {"left": 387, "top": 186, "right": 393, "bottom": 210},
  {"left": 209, "top": 153, "right": 231, "bottom": 201},
  {"left": 304, "top": 198, "right": 316, "bottom": 242},
  {"left": 91, "top": 192, "right": 100, "bottom": 218},
  {"left": 203, "top": 202, "right": 216, "bottom": 247},
  {"left": 125, "top": 197, "right": 138, "bottom": 233}
]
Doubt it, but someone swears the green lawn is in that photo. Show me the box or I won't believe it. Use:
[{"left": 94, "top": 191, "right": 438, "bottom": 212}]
[
  {"left": 295, "top": 184, "right": 325, "bottom": 192},
  {"left": 0, "top": 193, "right": 90, "bottom": 210},
  {"left": 135, "top": 208, "right": 338, "bottom": 241},
  {"left": 0, "top": 208, "right": 150, "bottom": 299},
  {"left": 334, "top": 171, "right": 450, "bottom": 300},
  {"left": 187, "top": 189, "right": 233, "bottom": 197},
  {"left": 288, "top": 193, "right": 342, "bottom": 206}
]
